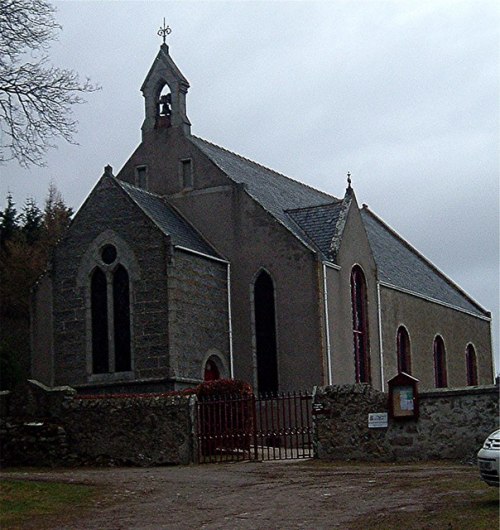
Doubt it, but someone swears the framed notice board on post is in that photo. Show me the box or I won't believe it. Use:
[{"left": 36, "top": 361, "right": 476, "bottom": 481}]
[{"left": 388, "top": 372, "right": 419, "bottom": 420}]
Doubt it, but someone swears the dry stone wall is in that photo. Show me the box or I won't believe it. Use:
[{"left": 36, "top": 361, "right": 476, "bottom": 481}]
[
  {"left": 313, "top": 383, "right": 499, "bottom": 462},
  {"left": 0, "top": 380, "right": 194, "bottom": 467}
]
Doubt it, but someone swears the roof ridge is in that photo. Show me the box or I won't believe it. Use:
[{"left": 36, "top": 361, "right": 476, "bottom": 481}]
[
  {"left": 191, "top": 136, "right": 337, "bottom": 201},
  {"left": 361, "top": 206, "right": 489, "bottom": 316}
]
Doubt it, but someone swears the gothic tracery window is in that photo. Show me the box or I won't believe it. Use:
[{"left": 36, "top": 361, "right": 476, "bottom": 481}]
[
  {"left": 351, "top": 266, "right": 371, "bottom": 384},
  {"left": 90, "top": 245, "right": 131, "bottom": 374}
]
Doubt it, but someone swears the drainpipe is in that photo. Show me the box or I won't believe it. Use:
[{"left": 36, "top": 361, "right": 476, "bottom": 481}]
[
  {"left": 227, "top": 263, "right": 234, "bottom": 378},
  {"left": 322, "top": 262, "right": 333, "bottom": 385},
  {"left": 377, "top": 281, "right": 385, "bottom": 391}
]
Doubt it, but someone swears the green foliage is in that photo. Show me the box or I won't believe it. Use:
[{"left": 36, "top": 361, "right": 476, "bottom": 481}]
[
  {"left": 195, "top": 378, "right": 254, "bottom": 398},
  {"left": 0, "top": 192, "right": 19, "bottom": 247},
  {"left": 0, "top": 480, "right": 96, "bottom": 528},
  {"left": 20, "top": 197, "right": 43, "bottom": 244},
  {"left": 0, "top": 184, "right": 73, "bottom": 386}
]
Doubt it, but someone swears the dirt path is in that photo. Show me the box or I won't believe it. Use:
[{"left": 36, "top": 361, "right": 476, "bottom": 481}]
[{"left": 1, "top": 460, "right": 491, "bottom": 529}]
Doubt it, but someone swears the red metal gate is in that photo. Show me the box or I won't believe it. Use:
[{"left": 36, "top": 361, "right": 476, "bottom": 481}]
[{"left": 196, "top": 392, "right": 313, "bottom": 463}]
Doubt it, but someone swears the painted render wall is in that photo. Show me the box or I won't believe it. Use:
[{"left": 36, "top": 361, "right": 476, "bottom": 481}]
[
  {"left": 118, "top": 129, "right": 229, "bottom": 196},
  {"left": 379, "top": 287, "right": 494, "bottom": 389},
  {"left": 325, "top": 199, "right": 382, "bottom": 389},
  {"left": 171, "top": 183, "right": 326, "bottom": 393},
  {"left": 116, "top": 129, "right": 326, "bottom": 393}
]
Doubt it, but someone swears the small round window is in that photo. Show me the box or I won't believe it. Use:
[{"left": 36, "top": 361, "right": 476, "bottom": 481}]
[{"left": 101, "top": 244, "right": 117, "bottom": 265}]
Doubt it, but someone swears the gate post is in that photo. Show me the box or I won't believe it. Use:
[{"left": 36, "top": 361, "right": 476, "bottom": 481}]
[
  {"left": 252, "top": 394, "right": 258, "bottom": 461},
  {"left": 189, "top": 394, "right": 199, "bottom": 464},
  {"left": 311, "top": 386, "right": 318, "bottom": 459}
]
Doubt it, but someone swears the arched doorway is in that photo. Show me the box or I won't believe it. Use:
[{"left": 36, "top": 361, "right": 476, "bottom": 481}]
[
  {"left": 254, "top": 270, "right": 279, "bottom": 394},
  {"left": 204, "top": 359, "right": 220, "bottom": 382}
]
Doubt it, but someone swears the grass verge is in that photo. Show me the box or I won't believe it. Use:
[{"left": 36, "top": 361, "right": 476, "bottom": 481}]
[
  {"left": 0, "top": 479, "right": 97, "bottom": 529},
  {"left": 349, "top": 475, "right": 499, "bottom": 530}
]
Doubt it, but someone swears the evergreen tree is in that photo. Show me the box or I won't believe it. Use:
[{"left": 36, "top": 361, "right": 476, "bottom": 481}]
[
  {"left": 0, "top": 183, "right": 72, "bottom": 389},
  {"left": 43, "top": 182, "right": 73, "bottom": 248},
  {"left": 0, "top": 192, "right": 19, "bottom": 248},
  {"left": 21, "top": 197, "right": 43, "bottom": 244}
]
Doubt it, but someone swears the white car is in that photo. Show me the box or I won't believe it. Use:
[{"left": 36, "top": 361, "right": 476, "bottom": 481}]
[{"left": 477, "top": 429, "right": 500, "bottom": 487}]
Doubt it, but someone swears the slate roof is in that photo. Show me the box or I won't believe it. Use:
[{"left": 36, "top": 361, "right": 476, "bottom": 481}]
[
  {"left": 117, "top": 179, "right": 220, "bottom": 258},
  {"left": 189, "top": 136, "right": 487, "bottom": 318},
  {"left": 286, "top": 202, "right": 343, "bottom": 259},
  {"left": 190, "top": 136, "right": 335, "bottom": 247},
  {"left": 360, "top": 208, "right": 488, "bottom": 318}
]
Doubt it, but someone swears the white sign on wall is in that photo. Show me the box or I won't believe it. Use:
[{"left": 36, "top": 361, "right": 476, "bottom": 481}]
[{"left": 368, "top": 412, "right": 388, "bottom": 429}]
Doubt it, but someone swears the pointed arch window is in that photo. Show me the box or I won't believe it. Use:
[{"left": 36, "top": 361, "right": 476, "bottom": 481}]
[
  {"left": 466, "top": 344, "right": 478, "bottom": 386},
  {"left": 351, "top": 266, "right": 371, "bottom": 384},
  {"left": 91, "top": 268, "right": 109, "bottom": 374},
  {"left": 397, "top": 326, "right": 411, "bottom": 374},
  {"left": 433, "top": 336, "right": 447, "bottom": 388},
  {"left": 254, "top": 270, "right": 279, "bottom": 394},
  {"left": 90, "top": 245, "right": 131, "bottom": 374}
]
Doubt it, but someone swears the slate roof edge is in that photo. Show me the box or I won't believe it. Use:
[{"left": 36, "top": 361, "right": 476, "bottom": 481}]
[
  {"left": 329, "top": 191, "right": 353, "bottom": 261},
  {"left": 112, "top": 177, "right": 174, "bottom": 240},
  {"left": 362, "top": 206, "right": 490, "bottom": 318},
  {"left": 114, "top": 178, "right": 224, "bottom": 260},
  {"left": 174, "top": 245, "right": 230, "bottom": 265},
  {"left": 379, "top": 281, "right": 491, "bottom": 321},
  {"left": 187, "top": 135, "right": 323, "bottom": 258}
]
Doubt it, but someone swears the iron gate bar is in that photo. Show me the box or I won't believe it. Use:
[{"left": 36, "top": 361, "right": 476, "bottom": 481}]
[{"left": 196, "top": 391, "right": 313, "bottom": 464}]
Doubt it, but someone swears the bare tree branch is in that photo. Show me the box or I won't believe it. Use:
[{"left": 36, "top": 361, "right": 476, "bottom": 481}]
[{"left": 0, "top": 0, "right": 100, "bottom": 167}]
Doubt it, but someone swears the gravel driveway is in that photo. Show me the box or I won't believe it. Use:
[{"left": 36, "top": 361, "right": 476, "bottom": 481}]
[{"left": 1, "top": 459, "right": 489, "bottom": 529}]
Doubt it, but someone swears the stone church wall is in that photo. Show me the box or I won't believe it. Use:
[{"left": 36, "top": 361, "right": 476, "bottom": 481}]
[
  {"left": 314, "top": 383, "right": 499, "bottom": 462},
  {"left": 168, "top": 249, "right": 229, "bottom": 386},
  {"left": 379, "top": 287, "right": 494, "bottom": 389},
  {"left": 47, "top": 177, "right": 171, "bottom": 389}
]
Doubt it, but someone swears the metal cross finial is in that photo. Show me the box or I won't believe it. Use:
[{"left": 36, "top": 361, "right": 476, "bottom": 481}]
[
  {"left": 158, "top": 18, "right": 172, "bottom": 44},
  {"left": 347, "top": 171, "right": 352, "bottom": 189}
]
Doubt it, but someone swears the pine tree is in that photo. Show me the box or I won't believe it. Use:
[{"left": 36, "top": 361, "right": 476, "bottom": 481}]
[
  {"left": 0, "top": 192, "right": 20, "bottom": 248},
  {"left": 43, "top": 182, "right": 73, "bottom": 248},
  {"left": 0, "top": 183, "right": 72, "bottom": 389},
  {"left": 21, "top": 197, "right": 43, "bottom": 244}
]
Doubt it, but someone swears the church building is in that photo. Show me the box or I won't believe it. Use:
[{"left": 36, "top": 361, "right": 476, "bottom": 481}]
[{"left": 31, "top": 43, "right": 494, "bottom": 395}]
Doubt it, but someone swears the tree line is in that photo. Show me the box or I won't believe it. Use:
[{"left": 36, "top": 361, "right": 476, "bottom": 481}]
[{"left": 0, "top": 184, "right": 72, "bottom": 389}]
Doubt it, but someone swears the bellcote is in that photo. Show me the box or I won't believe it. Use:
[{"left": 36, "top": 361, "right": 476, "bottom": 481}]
[{"left": 141, "top": 44, "right": 191, "bottom": 137}]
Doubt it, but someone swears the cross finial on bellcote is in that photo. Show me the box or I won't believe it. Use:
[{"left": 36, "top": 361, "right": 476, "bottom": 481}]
[{"left": 158, "top": 18, "right": 172, "bottom": 45}]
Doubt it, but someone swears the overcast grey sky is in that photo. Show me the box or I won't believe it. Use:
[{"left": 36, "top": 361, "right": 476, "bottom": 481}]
[{"left": 1, "top": 0, "right": 498, "bottom": 371}]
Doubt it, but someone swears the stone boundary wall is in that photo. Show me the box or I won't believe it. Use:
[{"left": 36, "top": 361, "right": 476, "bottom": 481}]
[
  {"left": 0, "top": 380, "right": 195, "bottom": 467},
  {"left": 313, "top": 383, "right": 499, "bottom": 462}
]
